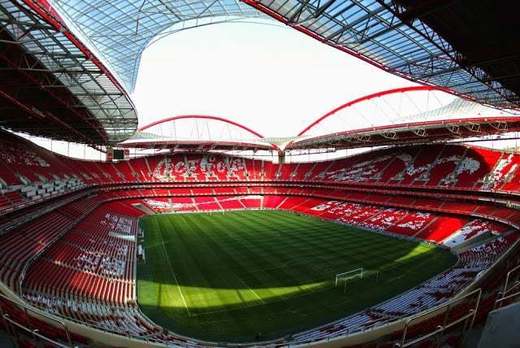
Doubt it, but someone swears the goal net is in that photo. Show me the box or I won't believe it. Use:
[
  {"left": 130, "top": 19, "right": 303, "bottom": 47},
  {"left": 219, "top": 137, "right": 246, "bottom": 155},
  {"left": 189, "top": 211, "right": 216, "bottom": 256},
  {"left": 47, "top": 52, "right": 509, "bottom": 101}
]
[{"left": 335, "top": 268, "right": 364, "bottom": 292}]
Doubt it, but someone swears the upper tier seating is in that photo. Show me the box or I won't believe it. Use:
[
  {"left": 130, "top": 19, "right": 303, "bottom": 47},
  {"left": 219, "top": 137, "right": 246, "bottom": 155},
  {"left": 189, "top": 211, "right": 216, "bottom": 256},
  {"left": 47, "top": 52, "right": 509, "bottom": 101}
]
[
  {"left": 1, "top": 129, "right": 520, "bottom": 217},
  {"left": 309, "top": 144, "right": 513, "bottom": 190}
]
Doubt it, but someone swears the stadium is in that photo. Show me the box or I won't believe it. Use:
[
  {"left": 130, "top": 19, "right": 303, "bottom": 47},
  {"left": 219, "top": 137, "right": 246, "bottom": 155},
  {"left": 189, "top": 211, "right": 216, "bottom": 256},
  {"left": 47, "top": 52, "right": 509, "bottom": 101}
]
[{"left": 0, "top": 0, "right": 520, "bottom": 347}]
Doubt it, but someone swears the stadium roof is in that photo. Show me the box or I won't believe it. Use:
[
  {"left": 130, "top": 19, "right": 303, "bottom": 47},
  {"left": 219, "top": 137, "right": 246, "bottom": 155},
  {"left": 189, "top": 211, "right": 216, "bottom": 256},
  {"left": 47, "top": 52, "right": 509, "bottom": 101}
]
[
  {"left": 51, "top": 0, "right": 520, "bottom": 109},
  {"left": 3, "top": 0, "right": 520, "bottom": 148},
  {"left": 288, "top": 86, "right": 520, "bottom": 150},
  {"left": 244, "top": 0, "right": 520, "bottom": 109},
  {"left": 50, "top": 0, "right": 265, "bottom": 91},
  {"left": 120, "top": 115, "right": 279, "bottom": 151},
  {"left": 118, "top": 88, "right": 520, "bottom": 152},
  {"left": 0, "top": 0, "right": 137, "bottom": 145},
  {"left": 287, "top": 117, "right": 520, "bottom": 150}
]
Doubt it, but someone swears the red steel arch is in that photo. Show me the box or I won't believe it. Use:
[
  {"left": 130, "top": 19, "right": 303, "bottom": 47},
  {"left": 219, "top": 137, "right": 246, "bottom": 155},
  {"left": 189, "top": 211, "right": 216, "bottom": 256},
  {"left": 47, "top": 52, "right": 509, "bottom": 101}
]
[
  {"left": 297, "top": 86, "right": 448, "bottom": 136},
  {"left": 138, "top": 115, "right": 265, "bottom": 139}
]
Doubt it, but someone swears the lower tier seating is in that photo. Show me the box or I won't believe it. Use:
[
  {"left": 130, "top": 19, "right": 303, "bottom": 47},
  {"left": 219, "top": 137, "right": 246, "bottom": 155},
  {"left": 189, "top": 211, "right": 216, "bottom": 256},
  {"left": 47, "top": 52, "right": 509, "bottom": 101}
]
[
  {"left": 5, "top": 194, "right": 515, "bottom": 346},
  {"left": 0, "top": 196, "right": 100, "bottom": 289},
  {"left": 291, "top": 233, "right": 518, "bottom": 344}
]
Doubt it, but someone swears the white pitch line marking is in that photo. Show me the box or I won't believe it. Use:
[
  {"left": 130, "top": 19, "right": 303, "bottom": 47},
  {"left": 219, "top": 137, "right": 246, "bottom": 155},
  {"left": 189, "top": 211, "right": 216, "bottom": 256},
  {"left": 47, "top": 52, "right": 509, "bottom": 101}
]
[{"left": 159, "top": 230, "right": 191, "bottom": 316}]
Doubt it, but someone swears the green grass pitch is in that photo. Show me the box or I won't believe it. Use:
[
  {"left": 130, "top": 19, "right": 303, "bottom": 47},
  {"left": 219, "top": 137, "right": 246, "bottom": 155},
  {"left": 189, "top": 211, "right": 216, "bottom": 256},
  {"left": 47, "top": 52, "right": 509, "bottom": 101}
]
[{"left": 137, "top": 210, "right": 457, "bottom": 342}]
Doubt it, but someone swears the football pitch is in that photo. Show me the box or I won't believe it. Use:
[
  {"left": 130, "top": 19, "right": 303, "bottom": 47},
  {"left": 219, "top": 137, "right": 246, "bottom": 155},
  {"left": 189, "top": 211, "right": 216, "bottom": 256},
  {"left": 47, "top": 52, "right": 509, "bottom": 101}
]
[{"left": 137, "top": 210, "right": 457, "bottom": 342}]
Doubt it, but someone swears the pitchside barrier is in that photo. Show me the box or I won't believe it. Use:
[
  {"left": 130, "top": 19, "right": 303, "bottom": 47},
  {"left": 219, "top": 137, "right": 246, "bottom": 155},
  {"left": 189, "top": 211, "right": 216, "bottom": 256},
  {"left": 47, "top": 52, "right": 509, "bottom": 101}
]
[{"left": 396, "top": 288, "right": 482, "bottom": 348}]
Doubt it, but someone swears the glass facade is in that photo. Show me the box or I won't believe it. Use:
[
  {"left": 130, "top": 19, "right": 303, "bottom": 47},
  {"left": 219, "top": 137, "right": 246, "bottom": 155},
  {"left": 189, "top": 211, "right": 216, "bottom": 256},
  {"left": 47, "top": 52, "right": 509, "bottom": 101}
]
[
  {"left": 52, "top": 0, "right": 265, "bottom": 91},
  {"left": 0, "top": 0, "right": 138, "bottom": 143},
  {"left": 246, "top": 0, "right": 519, "bottom": 109}
]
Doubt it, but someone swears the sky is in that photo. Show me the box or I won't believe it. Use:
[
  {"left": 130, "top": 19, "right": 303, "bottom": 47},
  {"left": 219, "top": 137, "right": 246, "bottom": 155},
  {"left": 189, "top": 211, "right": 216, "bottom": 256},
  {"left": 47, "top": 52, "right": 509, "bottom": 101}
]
[
  {"left": 26, "top": 18, "right": 420, "bottom": 160},
  {"left": 131, "top": 19, "right": 419, "bottom": 139},
  {"left": 26, "top": 18, "right": 516, "bottom": 159}
]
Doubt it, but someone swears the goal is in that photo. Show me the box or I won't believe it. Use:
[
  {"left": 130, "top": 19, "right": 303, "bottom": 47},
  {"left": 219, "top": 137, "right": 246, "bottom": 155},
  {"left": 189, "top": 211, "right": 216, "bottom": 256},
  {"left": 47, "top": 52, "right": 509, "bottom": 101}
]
[{"left": 335, "top": 268, "right": 364, "bottom": 292}]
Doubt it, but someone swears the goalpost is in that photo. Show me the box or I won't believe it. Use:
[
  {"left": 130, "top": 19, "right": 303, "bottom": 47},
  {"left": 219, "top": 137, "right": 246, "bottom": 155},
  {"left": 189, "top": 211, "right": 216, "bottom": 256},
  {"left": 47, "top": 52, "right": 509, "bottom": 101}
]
[
  {"left": 335, "top": 268, "right": 364, "bottom": 292},
  {"left": 334, "top": 268, "right": 382, "bottom": 292}
]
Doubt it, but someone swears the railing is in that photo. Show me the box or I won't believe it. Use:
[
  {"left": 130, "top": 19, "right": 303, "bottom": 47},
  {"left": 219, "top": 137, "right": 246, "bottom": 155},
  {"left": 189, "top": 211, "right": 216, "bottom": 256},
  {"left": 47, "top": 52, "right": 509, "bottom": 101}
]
[
  {"left": 0, "top": 292, "right": 73, "bottom": 347},
  {"left": 495, "top": 264, "right": 520, "bottom": 309},
  {"left": 396, "top": 288, "right": 482, "bottom": 348}
]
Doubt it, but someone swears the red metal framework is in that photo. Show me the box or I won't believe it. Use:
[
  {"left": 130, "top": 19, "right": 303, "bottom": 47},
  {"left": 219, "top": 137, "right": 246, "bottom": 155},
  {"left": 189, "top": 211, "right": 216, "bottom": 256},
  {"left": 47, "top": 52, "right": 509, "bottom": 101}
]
[
  {"left": 297, "top": 86, "right": 444, "bottom": 136},
  {"left": 124, "top": 107, "right": 520, "bottom": 152},
  {"left": 127, "top": 115, "right": 280, "bottom": 151},
  {"left": 119, "top": 90, "right": 520, "bottom": 152},
  {"left": 288, "top": 116, "right": 520, "bottom": 150},
  {"left": 139, "top": 115, "right": 265, "bottom": 138}
]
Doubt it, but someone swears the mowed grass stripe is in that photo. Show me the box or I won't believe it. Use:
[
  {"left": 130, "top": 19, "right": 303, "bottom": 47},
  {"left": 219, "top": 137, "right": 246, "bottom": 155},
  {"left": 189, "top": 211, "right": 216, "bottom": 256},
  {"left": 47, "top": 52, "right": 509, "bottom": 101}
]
[
  {"left": 228, "top": 213, "right": 346, "bottom": 296},
  {"left": 167, "top": 215, "right": 238, "bottom": 313},
  {"left": 195, "top": 213, "right": 314, "bottom": 304},
  {"left": 156, "top": 217, "right": 191, "bottom": 315},
  {"left": 231, "top": 212, "right": 358, "bottom": 275},
  {"left": 186, "top": 215, "right": 266, "bottom": 307},
  {"left": 137, "top": 210, "right": 457, "bottom": 342},
  {"left": 156, "top": 214, "right": 248, "bottom": 330},
  {"left": 198, "top": 214, "right": 293, "bottom": 283}
]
